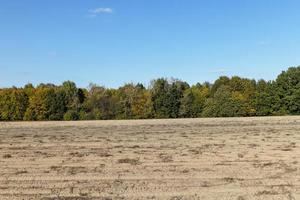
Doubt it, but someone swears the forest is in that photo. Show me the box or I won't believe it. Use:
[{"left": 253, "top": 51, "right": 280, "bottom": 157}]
[{"left": 0, "top": 66, "right": 299, "bottom": 121}]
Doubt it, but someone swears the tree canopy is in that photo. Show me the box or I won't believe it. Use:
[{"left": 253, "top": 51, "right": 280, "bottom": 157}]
[{"left": 0, "top": 66, "right": 299, "bottom": 121}]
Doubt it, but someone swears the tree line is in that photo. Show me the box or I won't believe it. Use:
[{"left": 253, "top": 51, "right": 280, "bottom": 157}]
[{"left": 0, "top": 66, "right": 299, "bottom": 121}]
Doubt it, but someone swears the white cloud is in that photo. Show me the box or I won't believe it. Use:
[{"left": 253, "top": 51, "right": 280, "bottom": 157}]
[
  {"left": 89, "top": 7, "right": 113, "bottom": 14},
  {"left": 86, "top": 8, "right": 113, "bottom": 18}
]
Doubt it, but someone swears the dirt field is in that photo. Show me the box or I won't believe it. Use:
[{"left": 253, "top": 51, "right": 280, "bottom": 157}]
[{"left": 0, "top": 117, "right": 299, "bottom": 200}]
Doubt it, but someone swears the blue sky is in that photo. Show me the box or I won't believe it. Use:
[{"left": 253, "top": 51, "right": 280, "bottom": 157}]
[{"left": 1, "top": 0, "right": 300, "bottom": 88}]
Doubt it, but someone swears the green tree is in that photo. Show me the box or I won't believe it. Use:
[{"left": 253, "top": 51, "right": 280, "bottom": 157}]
[
  {"left": 24, "top": 86, "right": 65, "bottom": 120},
  {"left": 0, "top": 66, "right": 299, "bottom": 121},
  {"left": 0, "top": 88, "right": 28, "bottom": 121},
  {"left": 64, "top": 110, "right": 79, "bottom": 121},
  {"left": 83, "top": 85, "right": 117, "bottom": 120},
  {"left": 252, "top": 80, "right": 279, "bottom": 116},
  {"left": 202, "top": 85, "right": 247, "bottom": 117},
  {"left": 150, "top": 79, "right": 188, "bottom": 118},
  {"left": 150, "top": 78, "right": 170, "bottom": 118},
  {"left": 116, "top": 83, "right": 152, "bottom": 119},
  {"left": 61, "top": 81, "right": 84, "bottom": 112},
  {"left": 210, "top": 76, "right": 230, "bottom": 96},
  {"left": 275, "top": 66, "right": 300, "bottom": 114},
  {"left": 180, "top": 84, "right": 209, "bottom": 117}
]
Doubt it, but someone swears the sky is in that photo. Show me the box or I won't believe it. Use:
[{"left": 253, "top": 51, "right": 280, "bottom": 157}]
[{"left": 1, "top": 0, "right": 300, "bottom": 88}]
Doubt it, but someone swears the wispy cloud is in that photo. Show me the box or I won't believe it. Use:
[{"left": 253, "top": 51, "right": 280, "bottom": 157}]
[
  {"left": 87, "top": 7, "right": 113, "bottom": 18},
  {"left": 89, "top": 8, "right": 113, "bottom": 14}
]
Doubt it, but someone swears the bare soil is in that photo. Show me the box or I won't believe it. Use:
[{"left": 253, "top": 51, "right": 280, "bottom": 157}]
[{"left": 0, "top": 116, "right": 300, "bottom": 200}]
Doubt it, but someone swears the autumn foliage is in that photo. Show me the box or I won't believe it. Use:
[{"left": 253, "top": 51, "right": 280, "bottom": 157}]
[{"left": 0, "top": 67, "right": 299, "bottom": 121}]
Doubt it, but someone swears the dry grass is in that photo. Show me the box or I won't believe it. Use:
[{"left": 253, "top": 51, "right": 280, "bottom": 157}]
[{"left": 0, "top": 116, "right": 300, "bottom": 199}]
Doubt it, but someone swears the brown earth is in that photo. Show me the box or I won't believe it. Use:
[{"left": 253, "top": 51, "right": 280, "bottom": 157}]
[{"left": 0, "top": 116, "right": 300, "bottom": 200}]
